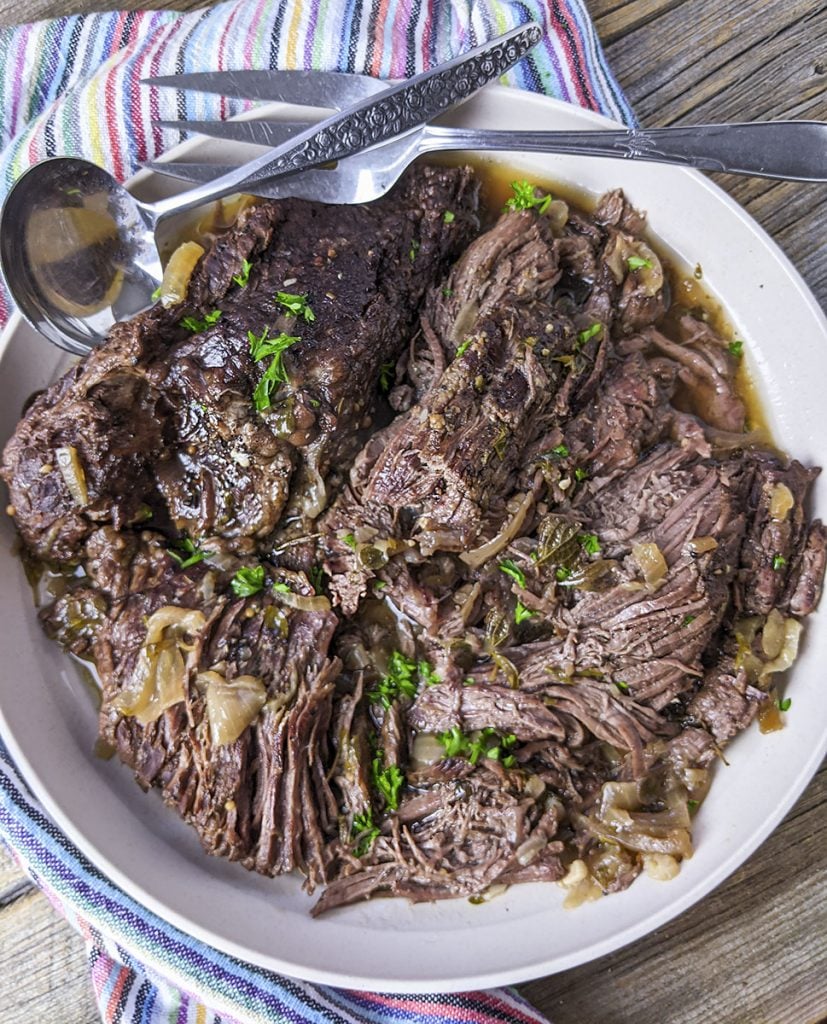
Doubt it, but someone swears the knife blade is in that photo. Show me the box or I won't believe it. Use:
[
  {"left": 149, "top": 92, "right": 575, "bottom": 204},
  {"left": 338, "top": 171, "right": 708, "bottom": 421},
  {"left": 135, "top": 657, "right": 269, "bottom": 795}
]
[
  {"left": 149, "top": 22, "right": 542, "bottom": 217},
  {"left": 143, "top": 68, "right": 386, "bottom": 110}
]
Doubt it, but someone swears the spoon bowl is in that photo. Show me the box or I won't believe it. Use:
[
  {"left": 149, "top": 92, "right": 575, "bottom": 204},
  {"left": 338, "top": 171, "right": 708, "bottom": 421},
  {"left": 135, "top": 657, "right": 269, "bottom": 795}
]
[{"left": 0, "top": 158, "right": 163, "bottom": 356}]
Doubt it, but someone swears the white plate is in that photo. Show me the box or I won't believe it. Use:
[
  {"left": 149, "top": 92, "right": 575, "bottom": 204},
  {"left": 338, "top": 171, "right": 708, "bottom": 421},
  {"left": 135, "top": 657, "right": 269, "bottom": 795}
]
[{"left": 1, "top": 86, "right": 826, "bottom": 993}]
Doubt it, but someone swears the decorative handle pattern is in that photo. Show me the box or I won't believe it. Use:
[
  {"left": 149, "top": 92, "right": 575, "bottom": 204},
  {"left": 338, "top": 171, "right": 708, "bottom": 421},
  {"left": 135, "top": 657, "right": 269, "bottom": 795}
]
[
  {"left": 235, "top": 23, "right": 541, "bottom": 184},
  {"left": 158, "top": 23, "right": 541, "bottom": 216}
]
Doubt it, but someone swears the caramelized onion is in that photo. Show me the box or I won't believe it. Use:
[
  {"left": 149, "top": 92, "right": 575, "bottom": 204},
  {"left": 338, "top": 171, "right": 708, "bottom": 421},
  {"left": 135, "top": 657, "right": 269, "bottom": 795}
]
[
  {"left": 56, "top": 445, "right": 89, "bottom": 507},
  {"left": 632, "top": 542, "right": 668, "bottom": 587},
  {"left": 760, "top": 617, "right": 802, "bottom": 679},
  {"left": 769, "top": 483, "right": 795, "bottom": 522},
  {"left": 202, "top": 671, "right": 266, "bottom": 746},
  {"left": 272, "top": 588, "right": 331, "bottom": 613},
  {"left": 114, "top": 606, "right": 205, "bottom": 724},
  {"left": 156, "top": 240, "right": 204, "bottom": 307},
  {"left": 460, "top": 492, "right": 534, "bottom": 568}
]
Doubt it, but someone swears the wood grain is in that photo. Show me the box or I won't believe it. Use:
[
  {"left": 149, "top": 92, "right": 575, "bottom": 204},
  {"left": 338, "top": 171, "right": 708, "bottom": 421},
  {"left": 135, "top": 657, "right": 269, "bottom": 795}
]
[
  {"left": 0, "top": 846, "right": 98, "bottom": 1023},
  {"left": 1, "top": 1, "right": 826, "bottom": 1022}
]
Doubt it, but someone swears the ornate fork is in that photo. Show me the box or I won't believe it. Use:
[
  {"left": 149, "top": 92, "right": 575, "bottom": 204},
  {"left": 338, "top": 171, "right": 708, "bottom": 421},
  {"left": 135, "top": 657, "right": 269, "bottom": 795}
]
[{"left": 145, "top": 114, "right": 827, "bottom": 198}]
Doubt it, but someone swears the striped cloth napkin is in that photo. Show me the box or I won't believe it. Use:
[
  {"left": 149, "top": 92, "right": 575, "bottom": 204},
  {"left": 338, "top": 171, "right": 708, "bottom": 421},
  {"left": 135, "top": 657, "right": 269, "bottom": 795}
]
[{"left": 0, "top": 1, "right": 633, "bottom": 1021}]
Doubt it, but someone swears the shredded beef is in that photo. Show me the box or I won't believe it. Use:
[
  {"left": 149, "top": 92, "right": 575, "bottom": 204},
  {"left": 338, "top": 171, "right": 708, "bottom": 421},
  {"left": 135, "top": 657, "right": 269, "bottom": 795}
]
[{"left": 3, "top": 169, "right": 824, "bottom": 916}]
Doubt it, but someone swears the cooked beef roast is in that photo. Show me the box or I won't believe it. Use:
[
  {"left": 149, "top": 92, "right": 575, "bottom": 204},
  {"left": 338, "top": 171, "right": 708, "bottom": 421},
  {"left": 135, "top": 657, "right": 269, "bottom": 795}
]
[{"left": 3, "top": 167, "right": 824, "bottom": 915}]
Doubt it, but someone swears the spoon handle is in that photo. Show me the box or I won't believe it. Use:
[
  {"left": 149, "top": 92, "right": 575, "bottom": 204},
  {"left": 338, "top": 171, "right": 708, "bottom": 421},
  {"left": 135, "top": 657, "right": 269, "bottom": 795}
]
[{"left": 422, "top": 121, "right": 827, "bottom": 182}]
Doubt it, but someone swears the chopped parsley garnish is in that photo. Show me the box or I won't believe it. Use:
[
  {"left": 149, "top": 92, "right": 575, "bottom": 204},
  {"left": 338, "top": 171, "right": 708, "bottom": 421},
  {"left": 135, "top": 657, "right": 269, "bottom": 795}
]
[
  {"left": 455, "top": 338, "right": 472, "bottom": 358},
  {"left": 409, "top": 239, "right": 420, "bottom": 262},
  {"left": 437, "top": 725, "right": 517, "bottom": 768},
  {"left": 728, "top": 340, "right": 744, "bottom": 357},
  {"left": 555, "top": 566, "right": 572, "bottom": 582},
  {"left": 514, "top": 600, "right": 535, "bottom": 625},
  {"left": 309, "top": 565, "right": 326, "bottom": 595},
  {"left": 370, "top": 651, "right": 418, "bottom": 708},
  {"left": 181, "top": 309, "right": 222, "bottom": 333},
  {"left": 272, "top": 581, "right": 291, "bottom": 594},
  {"left": 232, "top": 258, "right": 252, "bottom": 288},
  {"left": 248, "top": 327, "right": 300, "bottom": 412},
  {"left": 275, "top": 291, "right": 315, "bottom": 321},
  {"left": 371, "top": 750, "right": 405, "bottom": 810},
  {"left": 574, "top": 466, "right": 589, "bottom": 482},
  {"left": 498, "top": 559, "right": 527, "bottom": 588},
  {"left": 626, "top": 255, "right": 652, "bottom": 272},
  {"left": 504, "top": 180, "right": 552, "bottom": 215},
  {"left": 681, "top": 614, "right": 697, "bottom": 627},
  {"left": 551, "top": 443, "right": 570, "bottom": 458},
  {"left": 442, "top": 286, "right": 454, "bottom": 298},
  {"left": 168, "top": 536, "right": 205, "bottom": 569},
  {"left": 579, "top": 533, "right": 601, "bottom": 556},
  {"left": 614, "top": 680, "right": 630, "bottom": 694},
  {"left": 351, "top": 809, "right": 380, "bottom": 856},
  {"left": 443, "top": 210, "right": 455, "bottom": 224},
  {"left": 378, "top": 361, "right": 394, "bottom": 394},
  {"left": 418, "top": 660, "right": 441, "bottom": 687},
  {"left": 577, "top": 323, "right": 602, "bottom": 348},
  {"left": 373, "top": 580, "right": 387, "bottom": 592},
  {"left": 772, "top": 554, "right": 787, "bottom": 571},
  {"left": 776, "top": 697, "right": 792, "bottom": 712},
  {"left": 369, "top": 651, "right": 438, "bottom": 707},
  {"left": 687, "top": 799, "right": 699, "bottom": 811},
  {"left": 151, "top": 284, "right": 162, "bottom": 301},
  {"left": 231, "top": 565, "right": 265, "bottom": 597},
  {"left": 341, "top": 532, "right": 358, "bottom": 550}
]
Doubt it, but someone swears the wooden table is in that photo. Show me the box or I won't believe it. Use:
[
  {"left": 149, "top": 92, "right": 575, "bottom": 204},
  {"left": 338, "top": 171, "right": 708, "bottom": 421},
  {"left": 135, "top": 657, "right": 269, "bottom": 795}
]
[{"left": 0, "top": 1, "right": 825, "bottom": 1021}]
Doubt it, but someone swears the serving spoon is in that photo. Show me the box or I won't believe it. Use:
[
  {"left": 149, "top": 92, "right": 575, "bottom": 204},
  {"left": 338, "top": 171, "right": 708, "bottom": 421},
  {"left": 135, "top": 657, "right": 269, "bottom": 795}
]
[{"left": 0, "top": 24, "right": 540, "bottom": 355}]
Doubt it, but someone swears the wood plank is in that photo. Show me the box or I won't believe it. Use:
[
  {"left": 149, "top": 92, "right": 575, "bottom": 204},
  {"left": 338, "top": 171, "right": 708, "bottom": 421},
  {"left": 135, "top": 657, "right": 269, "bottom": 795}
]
[
  {"left": 0, "top": 843, "right": 32, "bottom": 904},
  {"left": 523, "top": 762, "right": 827, "bottom": 1024},
  {"left": 0, "top": 884, "right": 99, "bottom": 1023}
]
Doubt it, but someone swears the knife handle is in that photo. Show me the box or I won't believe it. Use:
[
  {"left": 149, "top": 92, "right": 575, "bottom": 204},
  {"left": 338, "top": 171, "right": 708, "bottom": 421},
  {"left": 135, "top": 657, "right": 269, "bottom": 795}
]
[{"left": 255, "top": 22, "right": 542, "bottom": 179}]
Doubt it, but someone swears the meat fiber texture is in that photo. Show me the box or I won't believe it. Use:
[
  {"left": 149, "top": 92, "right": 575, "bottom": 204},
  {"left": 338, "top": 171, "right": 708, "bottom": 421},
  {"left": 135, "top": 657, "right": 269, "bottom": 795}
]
[{"left": 5, "top": 173, "right": 826, "bottom": 914}]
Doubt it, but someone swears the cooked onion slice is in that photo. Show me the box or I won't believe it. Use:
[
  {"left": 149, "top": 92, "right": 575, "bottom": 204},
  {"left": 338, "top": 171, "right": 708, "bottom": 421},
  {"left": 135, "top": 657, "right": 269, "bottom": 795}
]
[
  {"left": 632, "top": 542, "right": 668, "bottom": 587},
  {"left": 156, "top": 240, "right": 205, "bottom": 308},
  {"left": 460, "top": 492, "right": 534, "bottom": 568},
  {"left": 56, "top": 445, "right": 88, "bottom": 507},
  {"left": 114, "top": 606, "right": 206, "bottom": 724},
  {"left": 202, "top": 671, "right": 266, "bottom": 747}
]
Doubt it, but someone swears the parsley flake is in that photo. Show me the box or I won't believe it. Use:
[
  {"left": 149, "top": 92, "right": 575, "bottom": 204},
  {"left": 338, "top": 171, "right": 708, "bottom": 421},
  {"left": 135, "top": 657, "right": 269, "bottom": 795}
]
[
  {"left": 577, "top": 323, "right": 602, "bottom": 348},
  {"left": 514, "top": 600, "right": 535, "bottom": 625},
  {"left": 371, "top": 750, "right": 405, "bottom": 811},
  {"left": 455, "top": 338, "right": 472, "bottom": 359},
  {"left": 443, "top": 210, "right": 455, "bottom": 223},
  {"left": 776, "top": 697, "right": 792, "bottom": 712},
  {"left": 232, "top": 258, "right": 252, "bottom": 288},
  {"left": 626, "top": 255, "right": 652, "bottom": 272},
  {"left": 378, "top": 361, "right": 395, "bottom": 394},
  {"left": 231, "top": 565, "right": 265, "bottom": 597},
  {"left": 551, "top": 443, "right": 570, "bottom": 458},
  {"left": 151, "top": 284, "right": 162, "bottom": 301},
  {"left": 168, "top": 536, "right": 205, "bottom": 569},
  {"left": 574, "top": 466, "right": 589, "bottom": 482},
  {"left": 309, "top": 565, "right": 326, "bottom": 595},
  {"left": 275, "top": 291, "right": 315, "bottom": 321},
  {"left": 181, "top": 309, "right": 222, "bottom": 333},
  {"left": 499, "top": 559, "right": 527, "bottom": 588},
  {"left": 681, "top": 614, "right": 697, "bottom": 627},
  {"left": 615, "top": 680, "right": 630, "bottom": 694},
  {"left": 579, "top": 533, "right": 601, "bottom": 556},
  {"left": 504, "top": 180, "right": 552, "bottom": 214},
  {"left": 728, "top": 340, "right": 744, "bottom": 357},
  {"left": 772, "top": 554, "right": 787, "bottom": 571},
  {"left": 272, "top": 581, "right": 291, "bottom": 594},
  {"left": 369, "top": 651, "right": 418, "bottom": 709},
  {"left": 342, "top": 532, "right": 358, "bottom": 550},
  {"left": 351, "top": 809, "right": 380, "bottom": 856},
  {"left": 248, "top": 327, "right": 300, "bottom": 412},
  {"left": 555, "top": 566, "right": 572, "bottom": 582}
]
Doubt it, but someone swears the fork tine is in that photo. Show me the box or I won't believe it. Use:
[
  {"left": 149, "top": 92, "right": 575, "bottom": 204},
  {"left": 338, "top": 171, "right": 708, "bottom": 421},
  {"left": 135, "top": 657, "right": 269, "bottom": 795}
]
[
  {"left": 143, "top": 160, "right": 248, "bottom": 184},
  {"left": 141, "top": 69, "right": 387, "bottom": 109},
  {"left": 153, "top": 118, "right": 313, "bottom": 146}
]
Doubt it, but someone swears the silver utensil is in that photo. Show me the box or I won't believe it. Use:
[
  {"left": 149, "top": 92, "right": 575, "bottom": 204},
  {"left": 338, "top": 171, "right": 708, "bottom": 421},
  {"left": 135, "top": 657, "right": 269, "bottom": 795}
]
[
  {"left": 0, "top": 23, "right": 540, "bottom": 355},
  {"left": 147, "top": 117, "right": 827, "bottom": 193}
]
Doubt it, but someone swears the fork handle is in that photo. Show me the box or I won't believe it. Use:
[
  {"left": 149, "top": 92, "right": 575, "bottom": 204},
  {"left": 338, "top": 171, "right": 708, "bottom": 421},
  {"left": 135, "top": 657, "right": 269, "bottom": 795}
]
[{"left": 423, "top": 121, "right": 827, "bottom": 182}]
